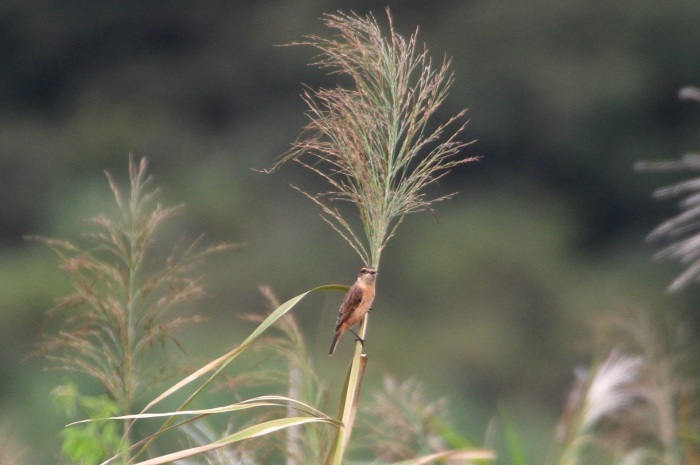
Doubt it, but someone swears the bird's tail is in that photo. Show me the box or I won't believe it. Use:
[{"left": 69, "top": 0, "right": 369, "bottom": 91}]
[{"left": 329, "top": 332, "right": 341, "bottom": 356}]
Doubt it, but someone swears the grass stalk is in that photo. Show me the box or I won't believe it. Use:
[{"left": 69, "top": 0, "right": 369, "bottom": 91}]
[{"left": 274, "top": 9, "right": 476, "bottom": 463}]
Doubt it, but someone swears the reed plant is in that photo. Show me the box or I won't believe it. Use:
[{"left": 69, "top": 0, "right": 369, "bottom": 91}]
[
  {"left": 273, "top": 9, "right": 477, "bottom": 463},
  {"left": 32, "top": 157, "right": 231, "bottom": 464},
  {"left": 542, "top": 308, "right": 696, "bottom": 465}
]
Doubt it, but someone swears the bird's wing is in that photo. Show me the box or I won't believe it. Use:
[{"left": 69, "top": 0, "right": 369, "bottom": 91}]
[{"left": 335, "top": 285, "right": 364, "bottom": 330}]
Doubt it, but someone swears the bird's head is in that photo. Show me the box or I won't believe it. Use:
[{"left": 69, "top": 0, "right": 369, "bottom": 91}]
[{"left": 358, "top": 266, "right": 377, "bottom": 284}]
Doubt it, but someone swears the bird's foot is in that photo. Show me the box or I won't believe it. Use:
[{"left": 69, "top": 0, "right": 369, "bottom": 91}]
[{"left": 348, "top": 329, "right": 365, "bottom": 347}]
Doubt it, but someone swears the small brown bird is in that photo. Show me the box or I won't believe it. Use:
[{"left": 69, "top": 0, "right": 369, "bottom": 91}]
[{"left": 329, "top": 266, "right": 377, "bottom": 356}]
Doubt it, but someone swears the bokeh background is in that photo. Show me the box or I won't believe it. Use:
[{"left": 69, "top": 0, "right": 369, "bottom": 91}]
[{"left": 2, "top": 1, "right": 700, "bottom": 463}]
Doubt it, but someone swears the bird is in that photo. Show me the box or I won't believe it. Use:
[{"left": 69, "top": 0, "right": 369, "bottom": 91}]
[{"left": 329, "top": 265, "right": 377, "bottom": 356}]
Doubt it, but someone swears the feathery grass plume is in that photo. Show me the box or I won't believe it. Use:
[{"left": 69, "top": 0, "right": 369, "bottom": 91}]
[
  {"left": 578, "top": 351, "right": 646, "bottom": 435},
  {"left": 550, "top": 309, "right": 697, "bottom": 465},
  {"left": 551, "top": 350, "right": 647, "bottom": 465},
  {"left": 30, "top": 156, "right": 231, "bottom": 460},
  {"left": 274, "top": 9, "right": 477, "bottom": 268},
  {"left": 599, "top": 310, "right": 695, "bottom": 465},
  {"left": 635, "top": 86, "right": 700, "bottom": 292},
  {"left": 356, "top": 376, "right": 493, "bottom": 464},
  {"left": 357, "top": 376, "right": 448, "bottom": 461}
]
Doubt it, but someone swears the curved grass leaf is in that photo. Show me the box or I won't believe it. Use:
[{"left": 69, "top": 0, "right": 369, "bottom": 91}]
[
  {"left": 129, "top": 417, "right": 339, "bottom": 465},
  {"left": 69, "top": 395, "right": 332, "bottom": 427},
  {"left": 142, "top": 284, "right": 348, "bottom": 414},
  {"left": 387, "top": 449, "right": 495, "bottom": 465}
]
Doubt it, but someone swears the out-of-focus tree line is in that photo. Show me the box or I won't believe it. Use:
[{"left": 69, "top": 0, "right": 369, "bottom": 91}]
[{"left": 1, "top": 1, "right": 700, "bottom": 462}]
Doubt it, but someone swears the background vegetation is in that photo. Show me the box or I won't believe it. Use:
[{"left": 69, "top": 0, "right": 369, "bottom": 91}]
[{"left": 1, "top": 1, "right": 700, "bottom": 463}]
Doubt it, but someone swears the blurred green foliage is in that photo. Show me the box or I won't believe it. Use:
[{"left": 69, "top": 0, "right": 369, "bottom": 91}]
[
  {"left": 52, "top": 381, "right": 122, "bottom": 465},
  {"left": 1, "top": 1, "right": 700, "bottom": 463}
]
